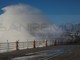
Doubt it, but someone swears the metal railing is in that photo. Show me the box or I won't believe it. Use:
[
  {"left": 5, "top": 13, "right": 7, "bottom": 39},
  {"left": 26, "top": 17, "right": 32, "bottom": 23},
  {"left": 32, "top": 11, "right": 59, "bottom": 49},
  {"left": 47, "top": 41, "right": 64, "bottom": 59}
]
[{"left": 0, "top": 40, "right": 55, "bottom": 53}]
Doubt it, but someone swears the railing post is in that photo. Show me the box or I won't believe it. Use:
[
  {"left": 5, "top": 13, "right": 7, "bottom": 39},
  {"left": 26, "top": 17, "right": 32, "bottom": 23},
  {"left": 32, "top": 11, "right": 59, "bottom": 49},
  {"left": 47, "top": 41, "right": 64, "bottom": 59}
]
[
  {"left": 33, "top": 40, "right": 36, "bottom": 48},
  {"left": 45, "top": 40, "right": 47, "bottom": 47},
  {"left": 54, "top": 40, "right": 56, "bottom": 46},
  {"left": 16, "top": 40, "right": 19, "bottom": 51},
  {"left": 7, "top": 40, "right": 9, "bottom": 52}
]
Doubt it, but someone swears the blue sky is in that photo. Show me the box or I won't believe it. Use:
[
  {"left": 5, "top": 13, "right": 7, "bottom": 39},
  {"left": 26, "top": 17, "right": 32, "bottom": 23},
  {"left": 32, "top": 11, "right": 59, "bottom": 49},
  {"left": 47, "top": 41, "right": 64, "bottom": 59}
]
[{"left": 0, "top": 0, "right": 80, "bottom": 25}]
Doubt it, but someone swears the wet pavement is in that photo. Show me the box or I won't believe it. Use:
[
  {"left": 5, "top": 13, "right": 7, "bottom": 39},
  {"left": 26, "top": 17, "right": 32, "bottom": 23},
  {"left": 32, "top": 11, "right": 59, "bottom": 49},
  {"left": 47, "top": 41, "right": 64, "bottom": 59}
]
[{"left": 12, "top": 47, "right": 73, "bottom": 60}]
